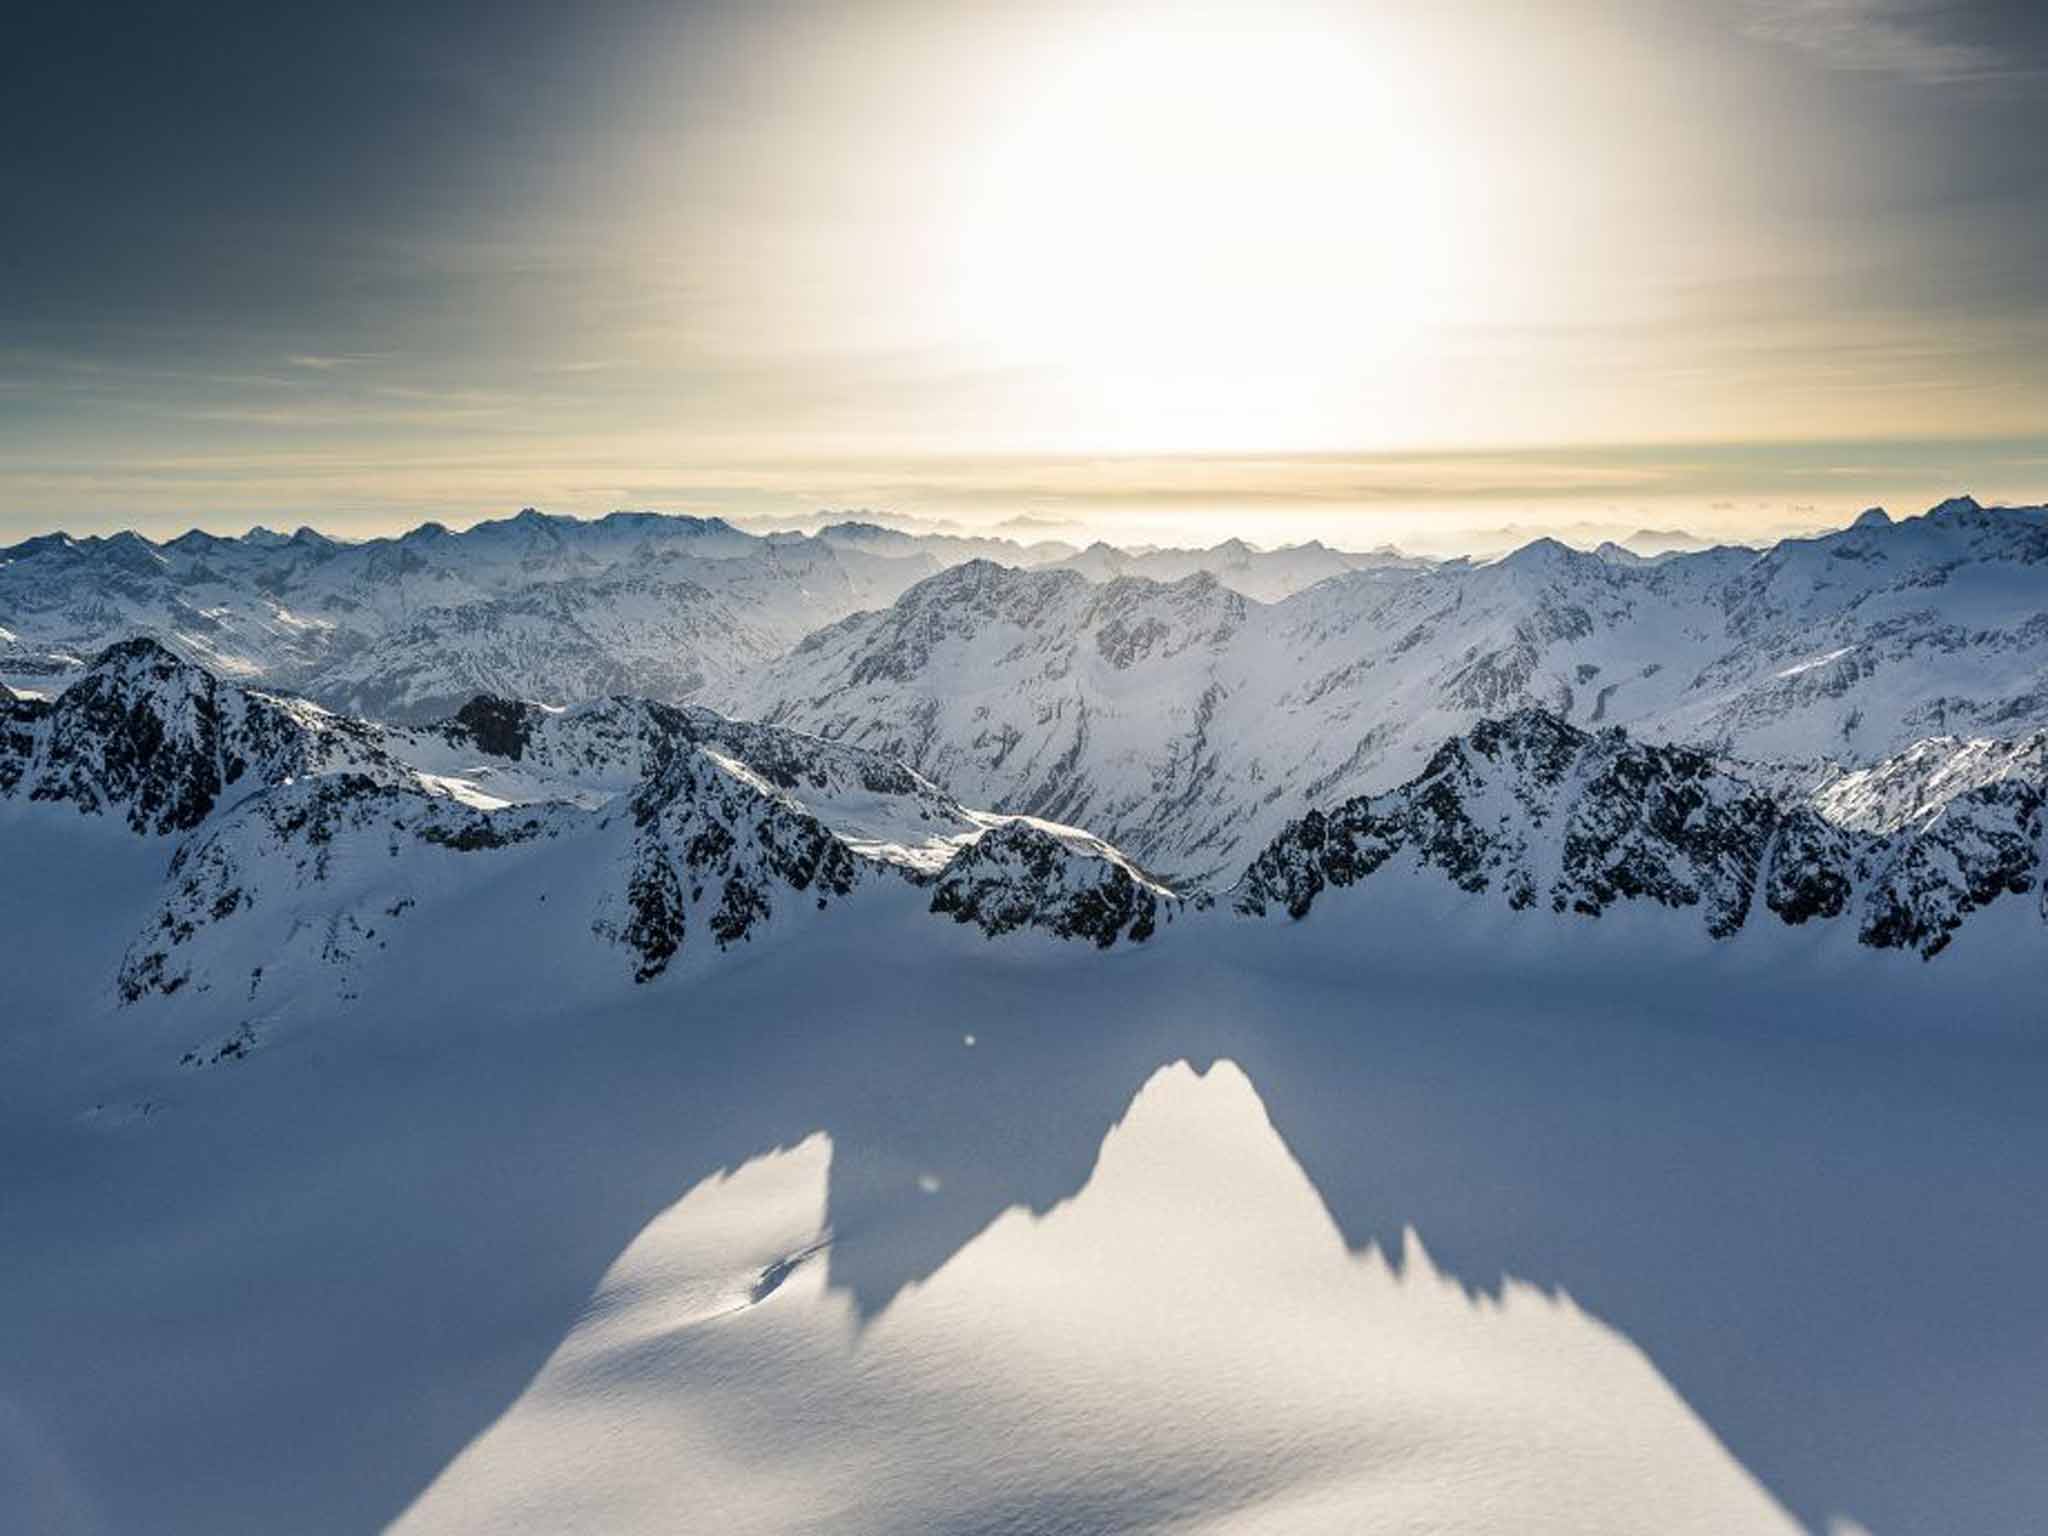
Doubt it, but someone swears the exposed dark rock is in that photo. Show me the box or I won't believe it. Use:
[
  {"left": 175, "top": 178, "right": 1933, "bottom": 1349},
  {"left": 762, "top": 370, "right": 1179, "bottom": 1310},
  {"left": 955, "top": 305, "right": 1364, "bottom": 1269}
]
[
  {"left": 1234, "top": 708, "right": 2047, "bottom": 960},
  {"left": 448, "top": 695, "right": 541, "bottom": 760},
  {"left": 929, "top": 819, "right": 1171, "bottom": 947}
]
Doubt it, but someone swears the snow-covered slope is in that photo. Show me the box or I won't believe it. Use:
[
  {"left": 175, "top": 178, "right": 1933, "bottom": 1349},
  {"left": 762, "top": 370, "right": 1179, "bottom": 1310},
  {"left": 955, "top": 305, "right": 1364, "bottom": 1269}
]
[
  {"left": 728, "top": 560, "right": 1271, "bottom": 880},
  {"left": 1809, "top": 728, "right": 2048, "bottom": 833},
  {"left": 734, "top": 497, "right": 2048, "bottom": 883},
  {"left": 6, "top": 839, "right": 2046, "bottom": 1536}
]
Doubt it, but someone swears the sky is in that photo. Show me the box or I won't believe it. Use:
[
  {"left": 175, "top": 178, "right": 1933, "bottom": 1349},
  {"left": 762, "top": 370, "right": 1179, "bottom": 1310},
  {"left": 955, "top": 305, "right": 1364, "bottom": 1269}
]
[{"left": 4, "top": 0, "right": 2047, "bottom": 548}]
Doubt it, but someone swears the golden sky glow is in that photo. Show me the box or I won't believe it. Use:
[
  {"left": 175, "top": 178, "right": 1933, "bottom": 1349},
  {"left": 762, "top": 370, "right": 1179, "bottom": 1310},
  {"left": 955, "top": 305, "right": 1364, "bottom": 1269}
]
[{"left": 5, "top": 0, "right": 2047, "bottom": 544}]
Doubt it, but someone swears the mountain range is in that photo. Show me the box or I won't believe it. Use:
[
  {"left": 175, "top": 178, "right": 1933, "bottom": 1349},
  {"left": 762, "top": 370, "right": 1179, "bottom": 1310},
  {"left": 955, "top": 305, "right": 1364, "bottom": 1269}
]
[
  {"left": 7, "top": 628, "right": 2044, "bottom": 1061},
  {"left": 734, "top": 495, "right": 2048, "bottom": 880},
  {"left": 6, "top": 494, "right": 2046, "bottom": 1009},
  {"left": 0, "top": 509, "right": 1400, "bottom": 720}
]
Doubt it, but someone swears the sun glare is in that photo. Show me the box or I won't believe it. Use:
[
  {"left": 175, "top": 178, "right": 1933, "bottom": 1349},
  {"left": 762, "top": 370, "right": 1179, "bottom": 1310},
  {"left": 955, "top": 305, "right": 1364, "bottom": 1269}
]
[{"left": 951, "top": 14, "right": 1456, "bottom": 449}]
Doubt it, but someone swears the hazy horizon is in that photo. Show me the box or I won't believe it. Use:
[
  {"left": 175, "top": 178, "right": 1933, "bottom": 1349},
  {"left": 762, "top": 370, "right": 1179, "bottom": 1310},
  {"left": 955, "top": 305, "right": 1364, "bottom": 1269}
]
[
  {"left": 8, "top": 478, "right": 2030, "bottom": 561},
  {"left": 8, "top": 1, "right": 2048, "bottom": 547}
]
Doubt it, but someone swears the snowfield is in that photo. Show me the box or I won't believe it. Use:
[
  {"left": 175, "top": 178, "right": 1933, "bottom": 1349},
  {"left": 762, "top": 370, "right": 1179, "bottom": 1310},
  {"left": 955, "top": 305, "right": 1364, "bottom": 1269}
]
[
  {"left": 4, "top": 825, "right": 2046, "bottom": 1536},
  {"left": 7, "top": 498, "right": 2048, "bottom": 1535}
]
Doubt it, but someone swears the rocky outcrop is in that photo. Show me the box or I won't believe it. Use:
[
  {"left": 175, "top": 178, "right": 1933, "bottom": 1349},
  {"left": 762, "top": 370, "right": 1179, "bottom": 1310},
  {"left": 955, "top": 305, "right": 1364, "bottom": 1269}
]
[
  {"left": 929, "top": 819, "right": 1176, "bottom": 948},
  {"left": 598, "top": 747, "right": 864, "bottom": 982},
  {"left": 1236, "top": 709, "right": 2047, "bottom": 959}
]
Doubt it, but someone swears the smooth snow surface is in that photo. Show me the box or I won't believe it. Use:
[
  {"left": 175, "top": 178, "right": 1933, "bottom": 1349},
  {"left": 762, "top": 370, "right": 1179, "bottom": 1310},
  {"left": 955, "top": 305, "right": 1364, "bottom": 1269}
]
[
  {"left": 400, "top": 1063, "right": 1793, "bottom": 1536},
  {"left": 5, "top": 852, "right": 2046, "bottom": 1536}
]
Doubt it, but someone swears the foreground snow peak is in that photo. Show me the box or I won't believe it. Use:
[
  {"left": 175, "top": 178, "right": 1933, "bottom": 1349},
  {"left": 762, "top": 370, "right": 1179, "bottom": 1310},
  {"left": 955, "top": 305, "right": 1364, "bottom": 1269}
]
[{"left": 395, "top": 1062, "right": 1797, "bottom": 1536}]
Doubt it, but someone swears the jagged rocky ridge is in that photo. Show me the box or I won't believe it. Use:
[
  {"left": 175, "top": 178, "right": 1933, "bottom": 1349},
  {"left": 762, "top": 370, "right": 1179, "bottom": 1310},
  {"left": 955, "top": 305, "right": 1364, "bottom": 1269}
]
[
  {"left": 5, "top": 643, "right": 1175, "bottom": 1017},
  {"left": 11, "top": 638, "right": 2046, "bottom": 1037},
  {"left": 1234, "top": 710, "right": 2046, "bottom": 958},
  {"left": 409, "top": 691, "right": 972, "bottom": 841}
]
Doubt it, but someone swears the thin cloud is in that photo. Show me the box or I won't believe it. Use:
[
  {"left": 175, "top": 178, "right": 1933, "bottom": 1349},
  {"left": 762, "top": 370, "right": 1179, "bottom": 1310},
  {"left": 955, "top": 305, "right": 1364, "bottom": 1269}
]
[
  {"left": 285, "top": 353, "right": 383, "bottom": 370},
  {"left": 1745, "top": 0, "right": 2033, "bottom": 83}
]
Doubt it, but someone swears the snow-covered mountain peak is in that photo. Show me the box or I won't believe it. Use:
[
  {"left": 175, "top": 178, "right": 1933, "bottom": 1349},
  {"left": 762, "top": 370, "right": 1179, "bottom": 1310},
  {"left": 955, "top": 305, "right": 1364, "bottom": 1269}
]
[
  {"left": 1487, "top": 535, "right": 1585, "bottom": 573},
  {"left": 1925, "top": 494, "right": 1983, "bottom": 520},
  {"left": 914, "top": 556, "right": 1086, "bottom": 608},
  {"left": 2, "top": 637, "right": 401, "bottom": 834}
]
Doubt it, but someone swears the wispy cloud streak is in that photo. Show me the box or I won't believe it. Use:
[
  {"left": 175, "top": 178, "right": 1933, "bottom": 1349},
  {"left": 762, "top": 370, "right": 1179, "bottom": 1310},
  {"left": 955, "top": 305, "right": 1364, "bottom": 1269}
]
[{"left": 1745, "top": 0, "right": 2039, "bottom": 83}]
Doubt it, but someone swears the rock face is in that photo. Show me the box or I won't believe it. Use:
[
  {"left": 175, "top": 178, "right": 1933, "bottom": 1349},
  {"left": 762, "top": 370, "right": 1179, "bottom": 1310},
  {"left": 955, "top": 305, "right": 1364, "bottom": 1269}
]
[
  {"left": 599, "top": 747, "right": 865, "bottom": 983},
  {"left": 447, "top": 695, "right": 537, "bottom": 760},
  {"left": 1233, "top": 712, "right": 1781, "bottom": 938},
  {"left": 1234, "top": 709, "right": 2047, "bottom": 959},
  {"left": 1852, "top": 779, "right": 2043, "bottom": 957},
  {"left": 928, "top": 819, "right": 1176, "bottom": 948}
]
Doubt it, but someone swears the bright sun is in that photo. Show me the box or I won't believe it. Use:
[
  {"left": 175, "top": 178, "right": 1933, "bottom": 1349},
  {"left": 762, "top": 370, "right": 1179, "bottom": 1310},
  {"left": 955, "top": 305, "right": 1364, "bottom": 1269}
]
[{"left": 951, "top": 13, "right": 1457, "bottom": 449}]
